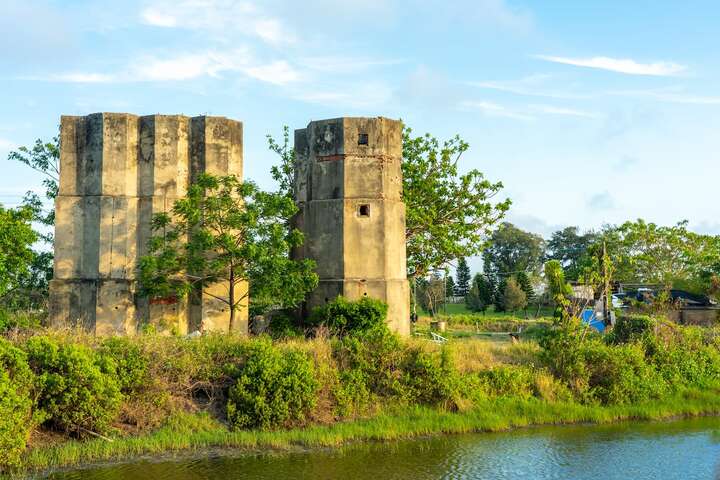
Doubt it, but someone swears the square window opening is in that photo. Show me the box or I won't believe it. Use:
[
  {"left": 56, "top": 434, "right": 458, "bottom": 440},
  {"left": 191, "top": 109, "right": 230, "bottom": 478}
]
[
  {"left": 358, "top": 133, "right": 369, "bottom": 145},
  {"left": 359, "top": 204, "right": 370, "bottom": 217}
]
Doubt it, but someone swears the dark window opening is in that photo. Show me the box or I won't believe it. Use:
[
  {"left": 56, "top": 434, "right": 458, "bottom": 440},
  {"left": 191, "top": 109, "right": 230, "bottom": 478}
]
[
  {"left": 358, "top": 133, "right": 369, "bottom": 145},
  {"left": 359, "top": 204, "right": 370, "bottom": 217}
]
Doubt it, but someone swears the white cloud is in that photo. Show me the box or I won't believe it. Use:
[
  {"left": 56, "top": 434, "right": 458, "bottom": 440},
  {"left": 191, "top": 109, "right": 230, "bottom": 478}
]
[
  {"left": 0, "top": 138, "right": 16, "bottom": 150},
  {"left": 28, "top": 49, "right": 301, "bottom": 86},
  {"left": 299, "top": 56, "right": 404, "bottom": 74},
  {"left": 294, "top": 83, "right": 393, "bottom": 109},
  {"left": 535, "top": 55, "right": 687, "bottom": 76},
  {"left": 530, "top": 104, "right": 601, "bottom": 119},
  {"left": 244, "top": 60, "right": 300, "bottom": 85},
  {"left": 608, "top": 88, "right": 720, "bottom": 105},
  {"left": 458, "top": 100, "right": 535, "bottom": 121},
  {"left": 587, "top": 191, "right": 615, "bottom": 210},
  {"left": 468, "top": 77, "right": 591, "bottom": 100},
  {"left": 140, "top": 0, "right": 295, "bottom": 45}
]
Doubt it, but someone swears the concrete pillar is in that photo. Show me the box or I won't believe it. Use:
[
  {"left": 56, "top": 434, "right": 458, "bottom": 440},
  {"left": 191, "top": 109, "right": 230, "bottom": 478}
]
[
  {"left": 294, "top": 117, "right": 410, "bottom": 335},
  {"left": 49, "top": 113, "right": 248, "bottom": 335}
]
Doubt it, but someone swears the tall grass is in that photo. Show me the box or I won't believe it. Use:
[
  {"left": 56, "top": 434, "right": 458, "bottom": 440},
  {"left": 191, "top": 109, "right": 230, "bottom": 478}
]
[{"left": 20, "top": 389, "right": 720, "bottom": 475}]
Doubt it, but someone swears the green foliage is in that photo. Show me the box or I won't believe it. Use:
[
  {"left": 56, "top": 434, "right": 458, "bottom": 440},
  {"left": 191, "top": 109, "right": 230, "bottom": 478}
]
[
  {"left": 0, "top": 203, "right": 38, "bottom": 300},
  {"left": 466, "top": 273, "right": 494, "bottom": 313},
  {"left": 607, "top": 314, "right": 656, "bottom": 344},
  {"left": 515, "top": 271, "right": 534, "bottom": 303},
  {"left": 502, "top": 277, "right": 527, "bottom": 312},
  {"left": 99, "top": 337, "right": 150, "bottom": 395},
  {"left": 402, "top": 128, "right": 510, "bottom": 278},
  {"left": 400, "top": 347, "right": 459, "bottom": 408},
  {"left": 139, "top": 174, "right": 318, "bottom": 329},
  {"left": 309, "top": 296, "right": 388, "bottom": 336},
  {"left": 482, "top": 222, "right": 545, "bottom": 278},
  {"left": 455, "top": 258, "right": 471, "bottom": 296},
  {"left": 475, "top": 365, "right": 535, "bottom": 400},
  {"left": 445, "top": 276, "right": 456, "bottom": 297},
  {"left": 0, "top": 339, "right": 35, "bottom": 470},
  {"left": 266, "top": 125, "right": 295, "bottom": 198},
  {"left": 0, "top": 309, "right": 42, "bottom": 333},
  {"left": 493, "top": 277, "right": 507, "bottom": 312},
  {"left": 267, "top": 311, "right": 304, "bottom": 340},
  {"left": 227, "top": 339, "right": 318, "bottom": 429},
  {"left": 25, "top": 336, "right": 122, "bottom": 434},
  {"left": 545, "top": 226, "right": 598, "bottom": 281}
]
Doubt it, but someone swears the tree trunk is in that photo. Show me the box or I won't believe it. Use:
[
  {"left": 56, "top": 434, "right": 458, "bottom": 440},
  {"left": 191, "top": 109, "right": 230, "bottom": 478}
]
[{"left": 228, "top": 273, "right": 235, "bottom": 333}]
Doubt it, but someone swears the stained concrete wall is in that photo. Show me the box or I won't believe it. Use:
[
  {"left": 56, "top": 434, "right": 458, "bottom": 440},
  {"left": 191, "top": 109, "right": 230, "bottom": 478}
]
[
  {"left": 294, "top": 117, "right": 410, "bottom": 335},
  {"left": 49, "top": 113, "right": 248, "bottom": 335}
]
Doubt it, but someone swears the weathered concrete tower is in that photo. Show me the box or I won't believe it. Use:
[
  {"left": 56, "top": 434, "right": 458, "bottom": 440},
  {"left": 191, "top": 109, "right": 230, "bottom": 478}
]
[
  {"left": 48, "top": 113, "right": 248, "bottom": 335},
  {"left": 294, "top": 117, "right": 410, "bottom": 335}
]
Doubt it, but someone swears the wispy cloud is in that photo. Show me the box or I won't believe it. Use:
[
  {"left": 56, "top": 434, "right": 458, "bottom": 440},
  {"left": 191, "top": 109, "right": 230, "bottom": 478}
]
[
  {"left": 587, "top": 191, "right": 615, "bottom": 210},
  {"left": 535, "top": 55, "right": 687, "bottom": 76},
  {"left": 607, "top": 88, "right": 720, "bottom": 105},
  {"left": 469, "top": 78, "right": 591, "bottom": 100},
  {"left": 299, "top": 56, "right": 405, "bottom": 74},
  {"left": 529, "top": 104, "right": 601, "bottom": 118},
  {"left": 293, "top": 83, "right": 393, "bottom": 109},
  {"left": 0, "top": 138, "right": 16, "bottom": 150},
  {"left": 459, "top": 100, "right": 535, "bottom": 120},
  {"left": 27, "top": 49, "right": 302, "bottom": 86},
  {"left": 459, "top": 100, "right": 600, "bottom": 121},
  {"left": 140, "top": 0, "right": 295, "bottom": 46}
]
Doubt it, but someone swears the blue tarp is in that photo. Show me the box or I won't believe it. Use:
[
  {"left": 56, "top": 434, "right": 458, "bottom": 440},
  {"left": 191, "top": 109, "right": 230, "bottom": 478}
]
[{"left": 581, "top": 309, "right": 605, "bottom": 333}]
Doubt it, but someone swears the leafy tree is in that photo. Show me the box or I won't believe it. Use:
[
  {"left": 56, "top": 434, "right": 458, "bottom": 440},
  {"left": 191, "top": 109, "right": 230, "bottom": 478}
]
[
  {"left": 417, "top": 274, "right": 445, "bottom": 316},
  {"left": 515, "top": 271, "right": 534, "bottom": 304},
  {"left": 482, "top": 223, "right": 545, "bottom": 279},
  {"left": 455, "top": 257, "right": 471, "bottom": 296},
  {"left": 8, "top": 137, "right": 59, "bottom": 234},
  {"left": 544, "top": 260, "right": 574, "bottom": 322},
  {"left": 502, "top": 277, "right": 527, "bottom": 313},
  {"left": 0, "top": 204, "right": 38, "bottom": 302},
  {"left": 466, "top": 273, "right": 493, "bottom": 313},
  {"left": 267, "top": 126, "right": 511, "bottom": 280},
  {"left": 545, "top": 226, "right": 597, "bottom": 281},
  {"left": 266, "top": 126, "right": 295, "bottom": 199},
  {"left": 402, "top": 129, "right": 510, "bottom": 278},
  {"left": 445, "top": 276, "right": 456, "bottom": 298},
  {"left": 494, "top": 276, "right": 508, "bottom": 312},
  {"left": 139, "top": 174, "right": 318, "bottom": 331}
]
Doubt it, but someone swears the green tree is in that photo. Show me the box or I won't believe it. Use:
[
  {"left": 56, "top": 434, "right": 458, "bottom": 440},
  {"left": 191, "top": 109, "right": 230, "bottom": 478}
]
[
  {"left": 494, "top": 276, "right": 508, "bottom": 312},
  {"left": 466, "top": 273, "right": 493, "bottom": 313},
  {"left": 545, "top": 226, "right": 597, "bottom": 281},
  {"left": 139, "top": 174, "right": 318, "bottom": 331},
  {"left": 0, "top": 204, "right": 38, "bottom": 302},
  {"left": 267, "top": 126, "right": 511, "bottom": 280},
  {"left": 544, "top": 260, "right": 574, "bottom": 322},
  {"left": 455, "top": 257, "right": 471, "bottom": 296},
  {"left": 445, "top": 276, "right": 456, "bottom": 298},
  {"left": 515, "top": 271, "right": 534, "bottom": 304},
  {"left": 482, "top": 222, "right": 545, "bottom": 278},
  {"left": 502, "top": 277, "right": 527, "bottom": 313}
]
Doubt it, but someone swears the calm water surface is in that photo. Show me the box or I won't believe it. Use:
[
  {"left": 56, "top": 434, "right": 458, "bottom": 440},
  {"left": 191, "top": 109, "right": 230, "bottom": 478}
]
[{"left": 50, "top": 417, "right": 720, "bottom": 480}]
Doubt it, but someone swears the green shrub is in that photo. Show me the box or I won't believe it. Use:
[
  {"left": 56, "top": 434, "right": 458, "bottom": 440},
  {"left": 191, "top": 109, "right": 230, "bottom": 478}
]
[
  {"left": 268, "top": 311, "right": 303, "bottom": 340},
  {"left": 25, "top": 336, "right": 122, "bottom": 434},
  {"left": 99, "top": 337, "right": 150, "bottom": 395},
  {"left": 227, "top": 339, "right": 318, "bottom": 430},
  {"left": 608, "top": 314, "right": 655, "bottom": 344},
  {"left": 333, "top": 368, "right": 372, "bottom": 416},
  {"left": 0, "top": 339, "right": 35, "bottom": 471},
  {"left": 309, "top": 296, "right": 388, "bottom": 335},
  {"left": 580, "top": 340, "right": 665, "bottom": 404},
  {"left": 475, "top": 365, "right": 535, "bottom": 400},
  {"left": 401, "top": 347, "right": 459, "bottom": 407},
  {"left": 0, "top": 308, "right": 41, "bottom": 333}
]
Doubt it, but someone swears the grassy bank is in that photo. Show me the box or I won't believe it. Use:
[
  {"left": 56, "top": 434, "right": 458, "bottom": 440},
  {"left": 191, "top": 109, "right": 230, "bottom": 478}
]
[
  {"left": 20, "top": 389, "right": 720, "bottom": 475},
  {"left": 3, "top": 305, "right": 720, "bottom": 476}
]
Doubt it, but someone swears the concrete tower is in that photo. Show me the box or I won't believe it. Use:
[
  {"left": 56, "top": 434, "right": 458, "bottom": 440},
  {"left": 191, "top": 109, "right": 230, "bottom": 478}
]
[
  {"left": 48, "top": 113, "right": 248, "bottom": 335},
  {"left": 294, "top": 117, "right": 410, "bottom": 335}
]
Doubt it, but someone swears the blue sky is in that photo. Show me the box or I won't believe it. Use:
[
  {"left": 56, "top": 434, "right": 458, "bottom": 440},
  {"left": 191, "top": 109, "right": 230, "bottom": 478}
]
[{"left": 2, "top": 0, "right": 720, "bottom": 253}]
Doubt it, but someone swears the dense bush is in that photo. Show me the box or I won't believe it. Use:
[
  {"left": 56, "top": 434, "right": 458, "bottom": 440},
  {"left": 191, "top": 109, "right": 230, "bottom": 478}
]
[
  {"left": 607, "top": 314, "right": 656, "bottom": 344},
  {"left": 227, "top": 339, "right": 318, "bottom": 429},
  {"left": 474, "top": 365, "right": 535, "bottom": 400},
  {"left": 309, "top": 296, "right": 388, "bottom": 335},
  {"left": 0, "top": 309, "right": 41, "bottom": 333},
  {"left": 99, "top": 337, "right": 150, "bottom": 395},
  {"left": 0, "top": 339, "right": 35, "bottom": 470},
  {"left": 25, "top": 336, "right": 122, "bottom": 434}
]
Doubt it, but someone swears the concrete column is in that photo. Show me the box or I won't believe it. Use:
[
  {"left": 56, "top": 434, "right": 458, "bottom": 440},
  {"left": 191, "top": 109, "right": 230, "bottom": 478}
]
[
  {"left": 50, "top": 113, "right": 248, "bottom": 335},
  {"left": 295, "top": 117, "right": 410, "bottom": 335}
]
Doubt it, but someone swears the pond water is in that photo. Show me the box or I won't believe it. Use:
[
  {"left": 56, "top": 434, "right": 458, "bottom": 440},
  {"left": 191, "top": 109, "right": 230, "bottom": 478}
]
[{"left": 50, "top": 417, "right": 720, "bottom": 480}]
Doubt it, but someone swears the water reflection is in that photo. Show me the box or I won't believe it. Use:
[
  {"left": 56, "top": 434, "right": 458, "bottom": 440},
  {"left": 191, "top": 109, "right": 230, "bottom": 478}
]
[{"left": 49, "top": 417, "right": 720, "bottom": 480}]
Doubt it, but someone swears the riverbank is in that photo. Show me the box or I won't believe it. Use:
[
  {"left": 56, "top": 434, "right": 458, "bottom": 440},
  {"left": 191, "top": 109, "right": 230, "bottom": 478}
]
[{"left": 20, "top": 388, "right": 720, "bottom": 476}]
